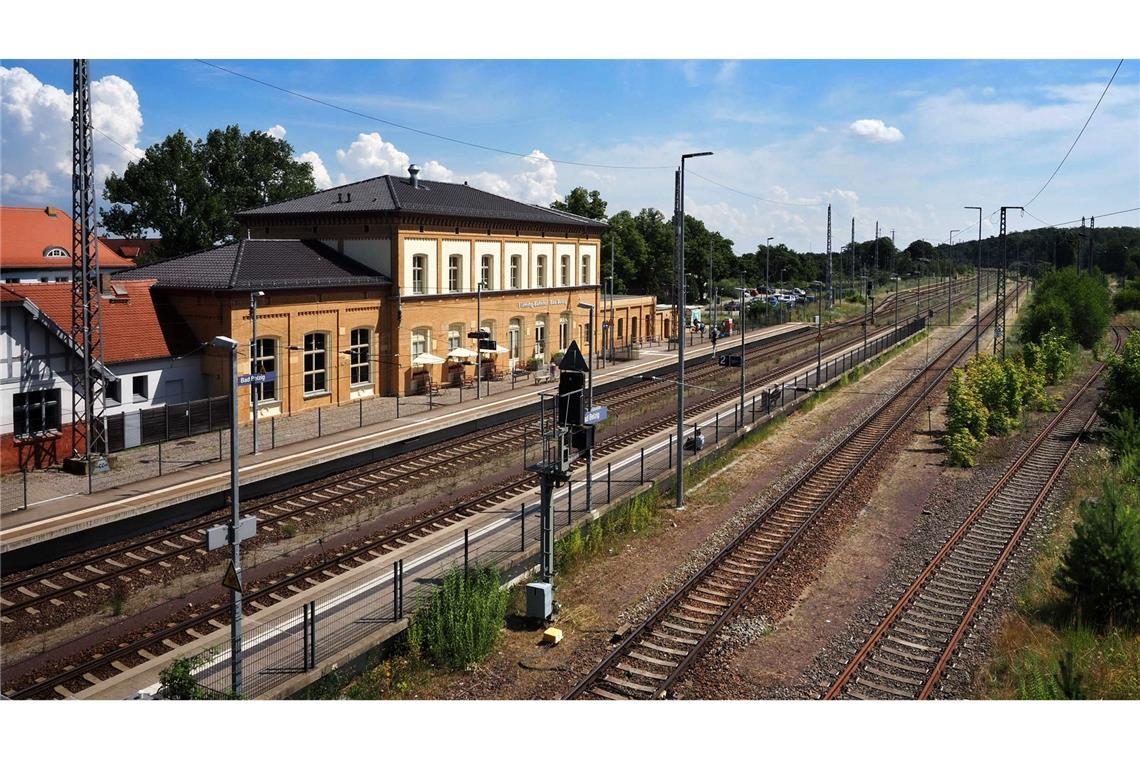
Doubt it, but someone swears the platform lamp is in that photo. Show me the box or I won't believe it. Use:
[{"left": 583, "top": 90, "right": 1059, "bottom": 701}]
[
  {"left": 249, "top": 291, "right": 265, "bottom": 455},
  {"left": 810, "top": 280, "right": 824, "bottom": 387},
  {"left": 210, "top": 335, "right": 245, "bottom": 696},
  {"left": 577, "top": 301, "right": 594, "bottom": 514}
]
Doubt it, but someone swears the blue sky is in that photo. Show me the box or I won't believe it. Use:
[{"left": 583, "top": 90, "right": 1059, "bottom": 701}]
[{"left": 3, "top": 58, "right": 1137, "bottom": 252}]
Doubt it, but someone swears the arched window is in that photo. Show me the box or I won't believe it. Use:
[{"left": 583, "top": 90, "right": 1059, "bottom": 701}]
[
  {"left": 536, "top": 256, "right": 547, "bottom": 288},
  {"left": 479, "top": 255, "right": 493, "bottom": 290},
  {"left": 448, "top": 254, "right": 463, "bottom": 292},
  {"left": 303, "top": 332, "right": 329, "bottom": 395},
  {"left": 560, "top": 255, "right": 571, "bottom": 286},
  {"left": 448, "top": 322, "right": 465, "bottom": 351},
  {"left": 508, "top": 318, "right": 522, "bottom": 360},
  {"left": 510, "top": 255, "right": 522, "bottom": 288},
  {"left": 250, "top": 337, "right": 278, "bottom": 401},
  {"left": 349, "top": 328, "right": 371, "bottom": 385},
  {"left": 581, "top": 255, "right": 591, "bottom": 285},
  {"left": 411, "top": 328, "right": 430, "bottom": 359},
  {"left": 559, "top": 313, "right": 570, "bottom": 350},
  {"left": 534, "top": 318, "right": 546, "bottom": 356},
  {"left": 412, "top": 254, "right": 428, "bottom": 294}
]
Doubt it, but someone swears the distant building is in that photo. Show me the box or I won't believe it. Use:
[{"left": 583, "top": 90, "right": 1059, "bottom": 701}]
[
  {"left": 236, "top": 165, "right": 609, "bottom": 396},
  {"left": 100, "top": 237, "right": 161, "bottom": 262},
  {"left": 1, "top": 206, "right": 134, "bottom": 284},
  {"left": 1, "top": 280, "right": 203, "bottom": 473}
]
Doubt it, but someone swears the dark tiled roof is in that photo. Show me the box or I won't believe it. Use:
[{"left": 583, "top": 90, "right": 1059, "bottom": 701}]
[
  {"left": 236, "top": 175, "right": 608, "bottom": 230},
  {"left": 113, "top": 240, "right": 391, "bottom": 291}
]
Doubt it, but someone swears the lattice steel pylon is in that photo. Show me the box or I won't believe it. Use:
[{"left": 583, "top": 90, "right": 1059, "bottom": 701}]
[
  {"left": 993, "top": 205, "right": 1023, "bottom": 359},
  {"left": 69, "top": 59, "right": 107, "bottom": 469}
]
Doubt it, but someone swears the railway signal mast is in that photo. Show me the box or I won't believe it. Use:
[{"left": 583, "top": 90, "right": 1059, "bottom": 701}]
[{"left": 67, "top": 59, "right": 108, "bottom": 490}]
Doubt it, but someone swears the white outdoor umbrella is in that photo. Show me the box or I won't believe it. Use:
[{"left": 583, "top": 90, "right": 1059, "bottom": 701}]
[
  {"left": 412, "top": 352, "right": 445, "bottom": 366},
  {"left": 447, "top": 347, "right": 478, "bottom": 359}
]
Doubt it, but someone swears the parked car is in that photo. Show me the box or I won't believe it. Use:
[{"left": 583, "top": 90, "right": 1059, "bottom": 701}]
[{"left": 792, "top": 287, "right": 806, "bottom": 297}]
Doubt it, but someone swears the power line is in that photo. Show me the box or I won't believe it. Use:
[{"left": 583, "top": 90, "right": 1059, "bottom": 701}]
[
  {"left": 686, "top": 170, "right": 824, "bottom": 208},
  {"left": 195, "top": 60, "right": 672, "bottom": 172},
  {"left": 1023, "top": 59, "right": 1125, "bottom": 208},
  {"left": 938, "top": 205, "right": 1139, "bottom": 245}
]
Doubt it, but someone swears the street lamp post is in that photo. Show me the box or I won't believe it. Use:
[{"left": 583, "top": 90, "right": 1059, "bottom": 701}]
[
  {"left": 210, "top": 335, "right": 244, "bottom": 696},
  {"left": 765, "top": 236, "right": 774, "bottom": 297},
  {"left": 675, "top": 150, "right": 712, "bottom": 512},
  {"left": 577, "top": 301, "right": 594, "bottom": 514},
  {"left": 811, "top": 281, "right": 823, "bottom": 386},
  {"left": 249, "top": 291, "right": 265, "bottom": 455},
  {"left": 965, "top": 206, "right": 983, "bottom": 356},
  {"left": 734, "top": 280, "right": 747, "bottom": 427}
]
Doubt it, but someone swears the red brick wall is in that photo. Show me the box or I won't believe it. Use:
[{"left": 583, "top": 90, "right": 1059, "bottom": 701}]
[{"left": 1, "top": 426, "right": 75, "bottom": 474}]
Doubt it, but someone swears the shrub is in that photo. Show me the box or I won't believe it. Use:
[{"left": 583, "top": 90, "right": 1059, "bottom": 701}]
[
  {"left": 1101, "top": 331, "right": 1140, "bottom": 426},
  {"left": 1018, "top": 267, "right": 1110, "bottom": 349},
  {"left": 1113, "top": 286, "right": 1140, "bottom": 313},
  {"left": 945, "top": 367, "right": 989, "bottom": 467},
  {"left": 1054, "top": 480, "right": 1140, "bottom": 629},
  {"left": 1023, "top": 327, "right": 1076, "bottom": 386},
  {"left": 406, "top": 564, "right": 508, "bottom": 670},
  {"left": 159, "top": 652, "right": 212, "bottom": 699},
  {"left": 946, "top": 428, "right": 984, "bottom": 467},
  {"left": 968, "top": 354, "right": 1019, "bottom": 436}
]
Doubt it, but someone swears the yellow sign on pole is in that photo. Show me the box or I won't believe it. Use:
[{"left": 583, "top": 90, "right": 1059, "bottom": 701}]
[{"left": 221, "top": 560, "right": 243, "bottom": 593}]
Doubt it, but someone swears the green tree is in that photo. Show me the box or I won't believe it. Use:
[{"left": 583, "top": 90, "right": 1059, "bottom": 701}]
[
  {"left": 551, "top": 186, "right": 607, "bottom": 220},
  {"left": 102, "top": 125, "right": 316, "bottom": 260},
  {"left": 1101, "top": 331, "right": 1140, "bottom": 426},
  {"left": 1055, "top": 480, "right": 1140, "bottom": 629},
  {"left": 1017, "top": 267, "right": 1110, "bottom": 349}
]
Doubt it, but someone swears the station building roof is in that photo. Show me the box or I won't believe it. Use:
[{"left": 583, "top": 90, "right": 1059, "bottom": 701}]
[
  {"left": 235, "top": 173, "right": 608, "bottom": 232},
  {"left": 113, "top": 239, "right": 392, "bottom": 292}
]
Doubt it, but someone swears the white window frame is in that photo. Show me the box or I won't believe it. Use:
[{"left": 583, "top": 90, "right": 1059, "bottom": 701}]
[
  {"left": 303, "top": 331, "right": 329, "bottom": 396},
  {"left": 349, "top": 328, "right": 371, "bottom": 386},
  {"left": 251, "top": 336, "right": 279, "bottom": 401},
  {"left": 448, "top": 254, "right": 463, "bottom": 293},
  {"left": 510, "top": 255, "right": 522, "bottom": 289},
  {"left": 412, "top": 254, "right": 428, "bottom": 295}
]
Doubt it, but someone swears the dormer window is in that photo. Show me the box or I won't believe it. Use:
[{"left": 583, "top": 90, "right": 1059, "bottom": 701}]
[{"left": 42, "top": 246, "right": 68, "bottom": 259}]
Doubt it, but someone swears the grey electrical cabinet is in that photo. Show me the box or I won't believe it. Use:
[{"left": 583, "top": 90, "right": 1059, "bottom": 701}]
[{"left": 526, "top": 582, "right": 553, "bottom": 620}]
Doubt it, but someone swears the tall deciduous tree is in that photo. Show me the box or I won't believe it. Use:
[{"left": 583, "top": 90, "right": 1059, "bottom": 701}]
[
  {"left": 101, "top": 125, "right": 316, "bottom": 260},
  {"left": 551, "top": 186, "right": 607, "bottom": 220}
]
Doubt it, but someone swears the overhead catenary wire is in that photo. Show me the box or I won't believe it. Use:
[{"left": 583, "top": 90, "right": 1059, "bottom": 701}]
[
  {"left": 195, "top": 60, "right": 672, "bottom": 172},
  {"left": 1023, "top": 59, "right": 1125, "bottom": 208}
]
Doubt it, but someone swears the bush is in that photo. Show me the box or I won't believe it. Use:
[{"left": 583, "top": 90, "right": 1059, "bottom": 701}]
[
  {"left": 406, "top": 564, "right": 508, "bottom": 670},
  {"left": 945, "top": 367, "right": 989, "bottom": 467},
  {"left": 1113, "top": 286, "right": 1140, "bottom": 313},
  {"left": 1101, "top": 331, "right": 1140, "bottom": 426},
  {"left": 159, "top": 652, "right": 212, "bottom": 699},
  {"left": 1054, "top": 480, "right": 1140, "bottom": 629},
  {"left": 1018, "top": 267, "right": 1110, "bottom": 349},
  {"left": 1023, "top": 327, "right": 1076, "bottom": 386},
  {"left": 969, "top": 354, "right": 1019, "bottom": 435}
]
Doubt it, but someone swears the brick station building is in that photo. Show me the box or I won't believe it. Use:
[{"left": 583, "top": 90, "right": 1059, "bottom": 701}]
[{"left": 236, "top": 165, "right": 613, "bottom": 397}]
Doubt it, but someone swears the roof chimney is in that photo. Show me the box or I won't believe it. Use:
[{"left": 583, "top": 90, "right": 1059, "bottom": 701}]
[{"left": 408, "top": 164, "right": 420, "bottom": 189}]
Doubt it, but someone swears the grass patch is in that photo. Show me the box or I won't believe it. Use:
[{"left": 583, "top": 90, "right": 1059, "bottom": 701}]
[
  {"left": 406, "top": 564, "right": 509, "bottom": 670},
  {"left": 556, "top": 490, "right": 661, "bottom": 575}
]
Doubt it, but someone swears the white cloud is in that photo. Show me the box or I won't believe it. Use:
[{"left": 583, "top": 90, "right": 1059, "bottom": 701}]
[
  {"left": 265, "top": 124, "right": 287, "bottom": 140},
  {"left": 418, "top": 160, "right": 455, "bottom": 182},
  {"left": 335, "top": 132, "right": 411, "bottom": 181},
  {"left": 848, "top": 118, "right": 905, "bottom": 144},
  {"left": 981, "top": 86, "right": 996, "bottom": 98},
  {"left": 297, "top": 151, "right": 332, "bottom": 190},
  {"left": 0, "top": 66, "right": 144, "bottom": 203}
]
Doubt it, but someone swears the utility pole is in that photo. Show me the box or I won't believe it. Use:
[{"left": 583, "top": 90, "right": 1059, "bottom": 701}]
[
  {"left": 826, "top": 203, "right": 833, "bottom": 310},
  {"left": 765, "top": 236, "right": 774, "bottom": 296},
  {"left": 249, "top": 291, "right": 264, "bottom": 454},
  {"left": 995, "top": 206, "right": 1024, "bottom": 358},
  {"left": 67, "top": 58, "right": 107, "bottom": 490},
  {"left": 476, "top": 282, "right": 482, "bottom": 397},
  {"left": 675, "top": 152, "right": 712, "bottom": 511},
  {"left": 738, "top": 273, "right": 746, "bottom": 427},
  {"left": 874, "top": 221, "right": 880, "bottom": 280},
  {"left": 850, "top": 217, "right": 856, "bottom": 305},
  {"left": 1088, "top": 216, "right": 1096, "bottom": 275},
  {"left": 578, "top": 302, "right": 595, "bottom": 517},
  {"left": 965, "top": 206, "right": 983, "bottom": 357}
]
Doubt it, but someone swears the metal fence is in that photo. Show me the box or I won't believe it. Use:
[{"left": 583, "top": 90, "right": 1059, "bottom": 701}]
[
  {"left": 191, "top": 314, "right": 927, "bottom": 698},
  {"left": 105, "top": 395, "right": 230, "bottom": 452}
]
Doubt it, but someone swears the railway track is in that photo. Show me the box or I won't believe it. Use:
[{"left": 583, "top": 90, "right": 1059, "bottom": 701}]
[
  {"left": 2, "top": 284, "right": 977, "bottom": 699},
  {"left": 820, "top": 325, "right": 1127, "bottom": 700},
  {"left": 563, "top": 288, "right": 1012, "bottom": 700},
  {"left": 1, "top": 279, "right": 977, "bottom": 629}
]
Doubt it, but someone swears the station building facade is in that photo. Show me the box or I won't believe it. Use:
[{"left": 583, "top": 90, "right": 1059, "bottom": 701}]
[
  {"left": 1, "top": 206, "right": 134, "bottom": 284},
  {"left": 115, "top": 239, "right": 391, "bottom": 422},
  {"left": 236, "top": 166, "right": 609, "bottom": 396}
]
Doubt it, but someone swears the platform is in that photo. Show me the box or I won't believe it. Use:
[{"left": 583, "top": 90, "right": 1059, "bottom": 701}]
[{"left": 1, "top": 322, "right": 808, "bottom": 561}]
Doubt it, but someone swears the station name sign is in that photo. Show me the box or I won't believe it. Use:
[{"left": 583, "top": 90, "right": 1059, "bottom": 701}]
[
  {"left": 238, "top": 371, "right": 276, "bottom": 386},
  {"left": 518, "top": 298, "right": 568, "bottom": 310}
]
